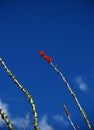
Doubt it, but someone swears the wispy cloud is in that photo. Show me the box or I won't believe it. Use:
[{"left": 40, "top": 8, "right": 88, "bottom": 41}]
[
  {"left": 39, "top": 115, "right": 53, "bottom": 130},
  {"left": 12, "top": 117, "right": 29, "bottom": 129},
  {"left": 53, "top": 115, "right": 68, "bottom": 127},
  {"left": 75, "top": 77, "right": 88, "bottom": 92},
  {"left": 0, "top": 99, "right": 30, "bottom": 129}
]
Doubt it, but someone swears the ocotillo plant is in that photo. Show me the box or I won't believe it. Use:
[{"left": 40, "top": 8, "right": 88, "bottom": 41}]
[
  {"left": 0, "top": 58, "right": 39, "bottom": 130},
  {"left": 0, "top": 108, "right": 14, "bottom": 130},
  {"left": 24, "top": 113, "right": 29, "bottom": 130},
  {"left": 62, "top": 102, "right": 76, "bottom": 130},
  {"left": 39, "top": 50, "right": 92, "bottom": 130}
]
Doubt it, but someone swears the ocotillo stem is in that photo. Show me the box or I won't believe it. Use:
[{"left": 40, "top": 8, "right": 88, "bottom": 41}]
[
  {"left": 62, "top": 103, "right": 76, "bottom": 130},
  {"left": 0, "top": 58, "right": 39, "bottom": 130},
  {"left": 67, "top": 115, "right": 76, "bottom": 130},
  {"left": 0, "top": 109, "right": 14, "bottom": 130},
  {"left": 24, "top": 113, "right": 29, "bottom": 130},
  {"left": 50, "top": 62, "right": 92, "bottom": 130}
]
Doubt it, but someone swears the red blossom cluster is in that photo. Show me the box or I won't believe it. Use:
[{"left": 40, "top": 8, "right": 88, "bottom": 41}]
[
  {"left": 39, "top": 50, "right": 52, "bottom": 63},
  {"left": 62, "top": 102, "right": 69, "bottom": 116}
]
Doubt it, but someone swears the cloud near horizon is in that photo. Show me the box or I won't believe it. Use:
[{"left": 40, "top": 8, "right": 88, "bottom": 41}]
[
  {"left": 0, "top": 99, "right": 30, "bottom": 129},
  {"left": 53, "top": 115, "right": 69, "bottom": 127},
  {"left": 39, "top": 115, "right": 53, "bottom": 130}
]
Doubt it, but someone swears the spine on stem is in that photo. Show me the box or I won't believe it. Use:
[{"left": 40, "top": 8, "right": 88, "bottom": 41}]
[{"left": 0, "top": 108, "right": 14, "bottom": 130}]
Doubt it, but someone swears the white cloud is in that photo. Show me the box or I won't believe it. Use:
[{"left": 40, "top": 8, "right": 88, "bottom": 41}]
[
  {"left": 53, "top": 115, "right": 68, "bottom": 127},
  {"left": 0, "top": 99, "right": 30, "bottom": 129},
  {"left": 39, "top": 115, "right": 53, "bottom": 130},
  {"left": 12, "top": 117, "right": 29, "bottom": 129},
  {"left": 75, "top": 77, "right": 88, "bottom": 92}
]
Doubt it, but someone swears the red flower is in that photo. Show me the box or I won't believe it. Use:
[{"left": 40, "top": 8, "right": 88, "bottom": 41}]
[
  {"left": 39, "top": 50, "right": 52, "bottom": 63},
  {"left": 39, "top": 50, "right": 46, "bottom": 58},
  {"left": 62, "top": 103, "right": 69, "bottom": 116},
  {"left": 45, "top": 55, "right": 52, "bottom": 63}
]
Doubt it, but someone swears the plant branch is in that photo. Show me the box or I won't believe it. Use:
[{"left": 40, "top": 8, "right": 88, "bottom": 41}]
[
  {"left": 0, "top": 58, "right": 39, "bottom": 130},
  {"left": 50, "top": 62, "right": 92, "bottom": 130},
  {"left": 0, "top": 109, "right": 14, "bottom": 130}
]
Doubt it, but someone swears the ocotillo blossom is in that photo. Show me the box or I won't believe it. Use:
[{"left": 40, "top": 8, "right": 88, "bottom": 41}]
[
  {"left": 39, "top": 50, "right": 92, "bottom": 130},
  {"left": 62, "top": 103, "right": 76, "bottom": 130},
  {"left": 39, "top": 50, "right": 52, "bottom": 63},
  {"left": 62, "top": 102, "right": 69, "bottom": 116}
]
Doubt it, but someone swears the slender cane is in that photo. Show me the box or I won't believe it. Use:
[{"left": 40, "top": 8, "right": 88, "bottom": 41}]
[
  {"left": 0, "top": 58, "right": 39, "bottom": 130},
  {"left": 24, "top": 112, "right": 29, "bottom": 130},
  {"left": 0, "top": 108, "right": 14, "bottom": 130},
  {"left": 62, "top": 103, "right": 76, "bottom": 130},
  {"left": 39, "top": 50, "right": 92, "bottom": 130}
]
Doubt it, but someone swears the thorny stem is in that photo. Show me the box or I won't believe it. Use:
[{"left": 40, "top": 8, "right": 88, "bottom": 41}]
[
  {"left": 0, "top": 109, "right": 14, "bottom": 130},
  {"left": 67, "top": 115, "right": 76, "bottom": 130},
  {"left": 62, "top": 103, "right": 76, "bottom": 130},
  {"left": 50, "top": 62, "right": 92, "bottom": 130},
  {"left": 0, "top": 58, "right": 39, "bottom": 130}
]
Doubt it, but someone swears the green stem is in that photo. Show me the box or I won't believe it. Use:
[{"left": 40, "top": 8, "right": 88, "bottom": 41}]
[
  {"left": 0, "top": 109, "right": 14, "bottom": 130},
  {"left": 0, "top": 58, "right": 39, "bottom": 130},
  {"left": 50, "top": 62, "right": 92, "bottom": 130}
]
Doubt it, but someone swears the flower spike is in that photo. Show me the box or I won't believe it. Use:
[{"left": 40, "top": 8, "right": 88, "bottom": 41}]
[
  {"left": 39, "top": 50, "right": 92, "bottom": 130},
  {"left": 62, "top": 102, "right": 69, "bottom": 116},
  {"left": 39, "top": 50, "right": 52, "bottom": 63},
  {"left": 62, "top": 103, "right": 76, "bottom": 130}
]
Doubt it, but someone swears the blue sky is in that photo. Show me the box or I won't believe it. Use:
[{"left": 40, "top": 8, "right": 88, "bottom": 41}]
[{"left": 0, "top": 0, "right": 94, "bottom": 130}]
